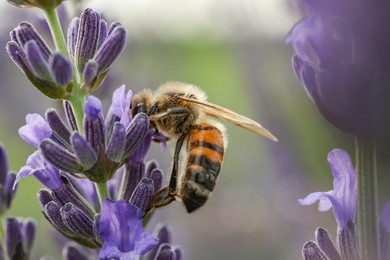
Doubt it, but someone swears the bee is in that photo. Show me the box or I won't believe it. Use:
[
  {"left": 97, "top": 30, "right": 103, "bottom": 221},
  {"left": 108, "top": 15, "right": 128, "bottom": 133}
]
[{"left": 132, "top": 82, "right": 278, "bottom": 213}]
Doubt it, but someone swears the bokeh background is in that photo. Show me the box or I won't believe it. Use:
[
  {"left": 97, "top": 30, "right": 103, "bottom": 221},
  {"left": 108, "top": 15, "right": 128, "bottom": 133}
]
[{"left": 0, "top": 0, "right": 356, "bottom": 259}]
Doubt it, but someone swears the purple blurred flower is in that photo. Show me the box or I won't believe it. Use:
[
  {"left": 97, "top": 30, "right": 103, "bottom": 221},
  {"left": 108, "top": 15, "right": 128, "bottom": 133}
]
[
  {"left": 299, "top": 149, "right": 356, "bottom": 228},
  {"left": 0, "top": 145, "right": 18, "bottom": 214},
  {"left": 300, "top": 149, "right": 359, "bottom": 259},
  {"left": 99, "top": 199, "right": 158, "bottom": 259},
  {"left": 287, "top": 0, "right": 390, "bottom": 136},
  {"left": 5, "top": 218, "right": 36, "bottom": 259},
  {"left": 146, "top": 223, "right": 183, "bottom": 260}
]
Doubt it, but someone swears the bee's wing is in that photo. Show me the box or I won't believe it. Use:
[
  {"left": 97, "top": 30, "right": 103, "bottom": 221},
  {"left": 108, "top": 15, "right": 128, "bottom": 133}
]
[{"left": 179, "top": 97, "right": 278, "bottom": 142}]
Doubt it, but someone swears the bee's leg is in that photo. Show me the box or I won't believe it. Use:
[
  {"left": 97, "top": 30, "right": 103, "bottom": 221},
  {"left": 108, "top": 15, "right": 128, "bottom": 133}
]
[{"left": 150, "top": 130, "right": 189, "bottom": 210}]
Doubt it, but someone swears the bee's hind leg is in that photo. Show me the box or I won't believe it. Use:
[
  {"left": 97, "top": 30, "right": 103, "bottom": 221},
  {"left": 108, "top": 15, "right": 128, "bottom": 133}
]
[{"left": 150, "top": 130, "right": 189, "bottom": 209}]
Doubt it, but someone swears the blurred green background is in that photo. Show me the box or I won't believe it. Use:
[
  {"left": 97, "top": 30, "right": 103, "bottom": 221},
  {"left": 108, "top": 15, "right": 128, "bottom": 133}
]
[{"left": 0, "top": 0, "right": 356, "bottom": 259}]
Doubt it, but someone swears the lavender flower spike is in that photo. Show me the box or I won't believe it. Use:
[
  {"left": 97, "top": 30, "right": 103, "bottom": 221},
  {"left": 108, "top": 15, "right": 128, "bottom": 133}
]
[
  {"left": 299, "top": 149, "right": 356, "bottom": 229},
  {"left": 99, "top": 199, "right": 158, "bottom": 259},
  {"left": 7, "top": 22, "right": 72, "bottom": 99},
  {"left": 67, "top": 9, "right": 127, "bottom": 92},
  {"left": 20, "top": 86, "right": 149, "bottom": 184}
]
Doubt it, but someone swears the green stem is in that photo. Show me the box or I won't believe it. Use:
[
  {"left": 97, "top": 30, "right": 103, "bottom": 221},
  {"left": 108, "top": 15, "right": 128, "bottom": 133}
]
[
  {"left": 42, "top": 9, "right": 69, "bottom": 57},
  {"left": 96, "top": 182, "right": 110, "bottom": 205},
  {"left": 43, "top": 8, "right": 86, "bottom": 130},
  {"left": 355, "top": 137, "right": 380, "bottom": 260}
]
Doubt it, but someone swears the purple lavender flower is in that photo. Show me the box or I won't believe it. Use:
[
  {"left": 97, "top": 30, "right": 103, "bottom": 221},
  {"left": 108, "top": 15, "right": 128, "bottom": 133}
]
[
  {"left": 6, "top": 8, "right": 126, "bottom": 99},
  {"left": 17, "top": 86, "right": 150, "bottom": 183},
  {"left": 67, "top": 8, "right": 127, "bottom": 92},
  {"left": 302, "top": 224, "right": 359, "bottom": 260},
  {"left": 99, "top": 199, "right": 159, "bottom": 259},
  {"left": 0, "top": 145, "right": 18, "bottom": 214},
  {"left": 7, "top": 0, "right": 64, "bottom": 9},
  {"left": 145, "top": 224, "right": 183, "bottom": 260},
  {"left": 5, "top": 217, "right": 36, "bottom": 259},
  {"left": 7, "top": 22, "right": 73, "bottom": 99},
  {"left": 287, "top": 0, "right": 390, "bottom": 136},
  {"left": 300, "top": 149, "right": 359, "bottom": 259},
  {"left": 62, "top": 242, "right": 99, "bottom": 260},
  {"left": 299, "top": 149, "right": 356, "bottom": 229}
]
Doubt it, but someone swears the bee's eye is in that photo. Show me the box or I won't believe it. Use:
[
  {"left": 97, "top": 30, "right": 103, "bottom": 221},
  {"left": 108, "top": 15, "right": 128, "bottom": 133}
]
[{"left": 133, "top": 102, "right": 146, "bottom": 117}]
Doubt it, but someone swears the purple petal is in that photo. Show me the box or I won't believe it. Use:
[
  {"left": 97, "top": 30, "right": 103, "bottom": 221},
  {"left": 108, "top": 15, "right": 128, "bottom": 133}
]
[
  {"left": 15, "top": 151, "right": 44, "bottom": 188},
  {"left": 299, "top": 148, "right": 356, "bottom": 228},
  {"left": 328, "top": 149, "right": 356, "bottom": 228},
  {"left": 99, "top": 199, "right": 158, "bottom": 258},
  {"left": 33, "top": 168, "right": 63, "bottom": 190},
  {"left": 107, "top": 85, "right": 132, "bottom": 128},
  {"left": 84, "top": 95, "right": 102, "bottom": 119},
  {"left": 299, "top": 191, "right": 333, "bottom": 211},
  {"left": 19, "top": 113, "right": 53, "bottom": 148},
  {"left": 84, "top": 96, "right": 106, "bottom": 152}
]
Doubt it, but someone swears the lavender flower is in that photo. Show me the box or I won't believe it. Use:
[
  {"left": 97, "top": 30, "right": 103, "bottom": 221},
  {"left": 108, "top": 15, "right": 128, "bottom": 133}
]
[
  {"left": 7, "top": 22, "right": 73, "bottom": 99},
  {"left": 5, "top": 218, "right": 36, "bottom": 259},
  {"left": 6, "top": 8, "right": 126, "bottom": 99},
  {"left": 17, "top": 85, "right": 150, "bottom": 183},
  {"left": 99, "top": 199, "right": 159, "bottom": 259},
  {"left": 299, "top": 149, "right": 356, "bottom": 229},
  {"left": 62, "top": 242, "right": 98, "bottom": 260},
  {"left": 145, "top": 224, "right": 183, "bottom": 260},
  {"left": 287, "top": 0, "right": 390, "bottom": 136},
  {"left": 300, "top": 149, "right": 359, "bottom": 259},
  {"left": 0, "top": 145, "right": 17, "bottom": 214},
  {"left": 68, "top": 8, "right": 127, "bottom": 92}
]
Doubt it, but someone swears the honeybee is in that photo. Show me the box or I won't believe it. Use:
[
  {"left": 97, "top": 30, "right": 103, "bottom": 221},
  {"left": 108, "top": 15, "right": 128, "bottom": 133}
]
[{"left": 132, "top": 82, "right": 277, "bottom": 213}]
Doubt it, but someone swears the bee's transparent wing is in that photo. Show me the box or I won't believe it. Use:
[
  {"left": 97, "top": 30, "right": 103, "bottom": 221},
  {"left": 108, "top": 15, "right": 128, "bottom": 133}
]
[{"left": 178, "top": 97, "right": 278, "bottom": 142}]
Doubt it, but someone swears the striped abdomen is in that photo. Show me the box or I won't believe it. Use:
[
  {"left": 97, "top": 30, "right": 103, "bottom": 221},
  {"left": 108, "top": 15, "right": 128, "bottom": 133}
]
[{"left": 180, "top": 123, "right": 225, "bottom": 213}]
